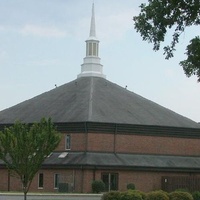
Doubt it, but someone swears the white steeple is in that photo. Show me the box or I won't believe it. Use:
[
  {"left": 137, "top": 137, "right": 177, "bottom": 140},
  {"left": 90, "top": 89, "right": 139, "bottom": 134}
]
[
  {"left": 77, "top": 3, "right": 106, "bottom": 79},
  {"left": 89, "top": 2, "right": 96, "bottom": 39}
]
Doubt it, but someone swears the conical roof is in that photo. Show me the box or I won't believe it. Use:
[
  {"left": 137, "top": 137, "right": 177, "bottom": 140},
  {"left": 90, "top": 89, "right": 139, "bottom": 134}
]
[{"left": 0, "top": 77, "right": 199, "bottom": 128}]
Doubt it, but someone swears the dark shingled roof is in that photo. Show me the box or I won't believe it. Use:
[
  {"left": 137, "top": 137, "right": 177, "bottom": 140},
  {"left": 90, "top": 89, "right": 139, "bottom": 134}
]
[
  {"left": 1, "top": 152, "right": 200, "bottom": 172},
  {"left": 0, "top": 77, "right": 199, "bottom": 128},
  {"left": 41, "top": 152, "right": 200, "bottom": 172}
]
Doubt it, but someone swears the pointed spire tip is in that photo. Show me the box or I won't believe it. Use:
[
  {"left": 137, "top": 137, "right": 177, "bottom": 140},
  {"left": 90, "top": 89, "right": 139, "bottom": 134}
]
[{"left": 89, "top": 2, "right": 96, "bottom": 38}]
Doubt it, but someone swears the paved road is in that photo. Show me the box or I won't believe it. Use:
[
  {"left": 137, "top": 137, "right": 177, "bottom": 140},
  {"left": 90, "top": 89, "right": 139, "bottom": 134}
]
[{"left": 0, "top": 194, "right": 103, "bottom": 200}]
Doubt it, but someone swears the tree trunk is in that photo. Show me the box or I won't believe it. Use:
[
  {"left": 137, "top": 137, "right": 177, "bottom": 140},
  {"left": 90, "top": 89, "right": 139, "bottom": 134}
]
[
  {"left": 24, "top": 191, "right": 27, "bottom": 200},
  {"left": 23, "top": 184, "right": 28, "bottom": 200}
]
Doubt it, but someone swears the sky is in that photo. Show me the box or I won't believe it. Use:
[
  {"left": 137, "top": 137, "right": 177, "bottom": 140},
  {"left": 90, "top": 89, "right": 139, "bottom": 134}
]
[{"left": 0, "top": 0, "right": 199, "bottom": 123}]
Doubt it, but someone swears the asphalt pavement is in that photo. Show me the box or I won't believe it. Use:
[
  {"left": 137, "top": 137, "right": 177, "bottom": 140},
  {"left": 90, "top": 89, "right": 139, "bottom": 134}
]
[{"left": 0, "top": 193, "right": 103, "bottom": 200}]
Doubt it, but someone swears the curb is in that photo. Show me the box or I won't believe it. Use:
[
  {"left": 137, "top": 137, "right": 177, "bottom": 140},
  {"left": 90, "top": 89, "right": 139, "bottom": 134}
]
[{"left": 0, "top": 192, "right": 103, "bottom": 197}]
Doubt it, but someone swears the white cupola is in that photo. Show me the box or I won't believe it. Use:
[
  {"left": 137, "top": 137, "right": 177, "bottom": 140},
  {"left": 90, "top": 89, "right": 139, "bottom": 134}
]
[{"left": 77, "top": 3, "right": 106, "bottom": 79}]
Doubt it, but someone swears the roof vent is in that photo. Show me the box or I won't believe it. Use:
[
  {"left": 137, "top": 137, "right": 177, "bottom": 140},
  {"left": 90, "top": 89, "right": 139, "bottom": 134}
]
[{"left": 58, "top": 152, "right": 68, "bottom": 158}]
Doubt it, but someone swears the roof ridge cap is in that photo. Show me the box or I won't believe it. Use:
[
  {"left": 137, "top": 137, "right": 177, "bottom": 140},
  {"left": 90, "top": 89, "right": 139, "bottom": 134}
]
[{"left": 88, "top": 77, "right": 94, "bottom": 120}]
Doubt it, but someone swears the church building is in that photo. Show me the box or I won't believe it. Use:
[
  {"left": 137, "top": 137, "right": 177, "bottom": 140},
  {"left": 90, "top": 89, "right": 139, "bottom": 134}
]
[{"left": 0, "top": 4, "right": 200, "bottom": 193}]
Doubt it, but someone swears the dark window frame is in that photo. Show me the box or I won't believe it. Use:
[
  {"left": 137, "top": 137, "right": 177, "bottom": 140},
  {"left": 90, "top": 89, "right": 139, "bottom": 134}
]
[
  {"left": 65, "top": 134, "right": 71, "bottom": 150},
  {"left": 54, "top": 173, "right": 60, "bottom": 189},
  {"left": 101, "top": 172, "right": 119, "bottom": 191},
  {"left": 38, "top": 173, "right": 44, "bottom": 189}
]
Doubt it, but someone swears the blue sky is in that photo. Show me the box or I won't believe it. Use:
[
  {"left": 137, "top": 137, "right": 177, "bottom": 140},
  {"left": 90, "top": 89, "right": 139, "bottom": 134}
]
[{"left": 0, "top": 0, "right": 199, "bottom": 122}]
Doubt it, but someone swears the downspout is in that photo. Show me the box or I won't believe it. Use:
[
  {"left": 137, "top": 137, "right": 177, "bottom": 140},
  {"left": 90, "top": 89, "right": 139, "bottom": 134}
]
[
  {"left": 73, "top": 169, "right": 75, "bottom": 192},
  {"left": 93, "top": 166, "right": 96, "bottom": 180},
  {"left": 114, "top": 124, "right": 118, "bottom": 153},
  {"left": 81, "top": 165, "right": 84, "bottom": 193},
  {"left": 7, "top": 169, "right": 10, "bottom": 191},
  {"left": 84, "top": 122, "right": 88, "bottom": 153}
]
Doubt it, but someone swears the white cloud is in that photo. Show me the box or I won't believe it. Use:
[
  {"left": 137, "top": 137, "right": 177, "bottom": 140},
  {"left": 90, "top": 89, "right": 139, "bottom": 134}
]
[{"left": 20, "top": 24, "right": 67, "bottom": 38}]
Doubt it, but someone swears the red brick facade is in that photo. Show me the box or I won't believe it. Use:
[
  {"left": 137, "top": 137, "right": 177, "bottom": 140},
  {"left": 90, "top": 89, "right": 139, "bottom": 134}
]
[
  {"left": 1, "top": 124, "right": 200, "bottom": 193},
  {"left": 56, "top": 131, "right": 200, "bottom": 156}
]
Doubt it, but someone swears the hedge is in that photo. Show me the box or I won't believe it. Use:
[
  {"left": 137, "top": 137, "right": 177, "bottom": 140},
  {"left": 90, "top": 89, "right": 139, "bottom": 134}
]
[
  {"left": 101, "top": 190, "right": 196, "bottom": 200},
  {"left": 120, "top": 190, "right": 143, "bottom": 200},
  {"left": 102, "top": 190, "right": 145, "bottom": 200},
  {"left": 102, "top": 191, "right": 121, "bottom": 200},
  {"left": 193, "top": 191, "right": 200, "bottom": 200},
  {"left": 146, "top": 191, "right": 169, "bottom": 200},
  {"left": 169, "top": 191, "right": 193, "bottom": 200}
]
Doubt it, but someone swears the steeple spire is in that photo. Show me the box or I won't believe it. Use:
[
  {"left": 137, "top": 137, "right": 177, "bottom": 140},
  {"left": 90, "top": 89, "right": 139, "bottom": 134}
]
[
  {"left": 77, "top": 3, "right": 106, "bottom": 79},
  {"left": 89, "top": 3, "right": 96, "bottom": 38}
]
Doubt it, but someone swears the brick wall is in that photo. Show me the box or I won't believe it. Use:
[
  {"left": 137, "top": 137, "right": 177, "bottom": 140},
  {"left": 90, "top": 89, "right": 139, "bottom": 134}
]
[
  {"left": 87, "top": 133, "right": 115, "bottom": 152},
  {"left": 55, "top": 133, "right": 87, "bottom": 152},
  {"left": 82, "top": 169, "right": 94, "bottom": 192},
  {"left": 3, "top": 169, "right": 82, "bottom": 193},
  {"left": 29, "top": 169, "right": 76, "bottom": 193},
  {"left": 1, "top": 126, "right": 200, "bottom": 193},
  {"left": 0, "top": 169, "right": 9, "bottom": 191},
  {"left": 2, "top": 167, "right": 200, "bottom": 193},
  {"left": 116, "top": 134, "right": 200, "bottom": 155},
  {"left": 84, "top": 132, "right": 200, "bottom": 156},
  {"left": 53, "top": 129, "right": 200, "bottom": 156},
  {"left": 94, "top": 169, "right": 197, "bottom": 192}
]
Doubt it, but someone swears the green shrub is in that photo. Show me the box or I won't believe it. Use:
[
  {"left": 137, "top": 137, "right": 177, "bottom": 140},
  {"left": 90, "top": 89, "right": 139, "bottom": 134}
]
[
  {"left": 91, "top": 180, "right": 105, "bottom": 193},
  {"left": 120, "top": 190, "right": 143, "bottom": 200},
  {"left": 154, "top": 190, "right": 169, "bottom": 196},
  {"left": 101, "top": 191, "right": 121, "bottom": 200},
  {"left": 129, "top": 190, "right": 147, "bottom": 200},
  {"left": 102, "top": 190, "right": 145, "bottom": 200},
  {"left": 169, "top": 191, "right": 193, "bottom": 200},
  {"left": 175, "top": 188, "right": 190, "bottom": 192},
  {"left": 146, "top": 191, "right": 169, "bottom": 200},
  {"left": 193, "top": 191, "right": 200, "bottom": 200},
  {"left": 127, "top": 183, "right": 136, "bottom": 190}
]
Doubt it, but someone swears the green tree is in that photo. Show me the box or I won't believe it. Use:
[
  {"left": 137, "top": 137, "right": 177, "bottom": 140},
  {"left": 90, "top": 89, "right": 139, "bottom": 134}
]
[
  {"left": 0, "top": 118, "right": 61, "bottom": 200},
  {"left": 133, "top": 0, "right": 200, "bottom": 81}
]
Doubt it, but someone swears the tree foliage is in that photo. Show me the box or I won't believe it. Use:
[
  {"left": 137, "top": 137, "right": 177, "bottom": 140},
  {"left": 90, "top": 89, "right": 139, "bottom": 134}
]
[
  {"left": 0, "top": 118, "right": 61, "bottom": 200},
  {"left": 133, "top": 0, "right": 200, "bottom": 81},
  {"left": 180, "top": 36, "right": 200, "bottom": 81}
]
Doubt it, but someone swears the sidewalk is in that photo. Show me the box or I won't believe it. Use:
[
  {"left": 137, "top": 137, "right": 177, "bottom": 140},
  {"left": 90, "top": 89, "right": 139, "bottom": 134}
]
[{"left": 0, "top": 192, "right": 103, "bottom": 200}]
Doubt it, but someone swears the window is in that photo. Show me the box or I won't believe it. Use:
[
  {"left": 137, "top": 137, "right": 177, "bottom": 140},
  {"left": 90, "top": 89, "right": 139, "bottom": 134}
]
[
  {"left": 102, "top": 173, "right": 118, "bottom": 191},
  {"left": 38, "top": 173, "right": 44, "bottom": 188},
  {"left": 65, "top": 135, "right": 71, "bottom": 150},
  {"left": 54, "top": 174, "right": 60, "bottom": 189}
]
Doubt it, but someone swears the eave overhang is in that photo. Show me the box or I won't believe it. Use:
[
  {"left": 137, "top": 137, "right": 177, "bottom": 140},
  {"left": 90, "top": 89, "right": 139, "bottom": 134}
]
[
  {"left": 2, "top": 152, "right": 199, "bottom": 172},
  {"left": 1, "top": 121, "right": 199, "bottom": 138}
]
